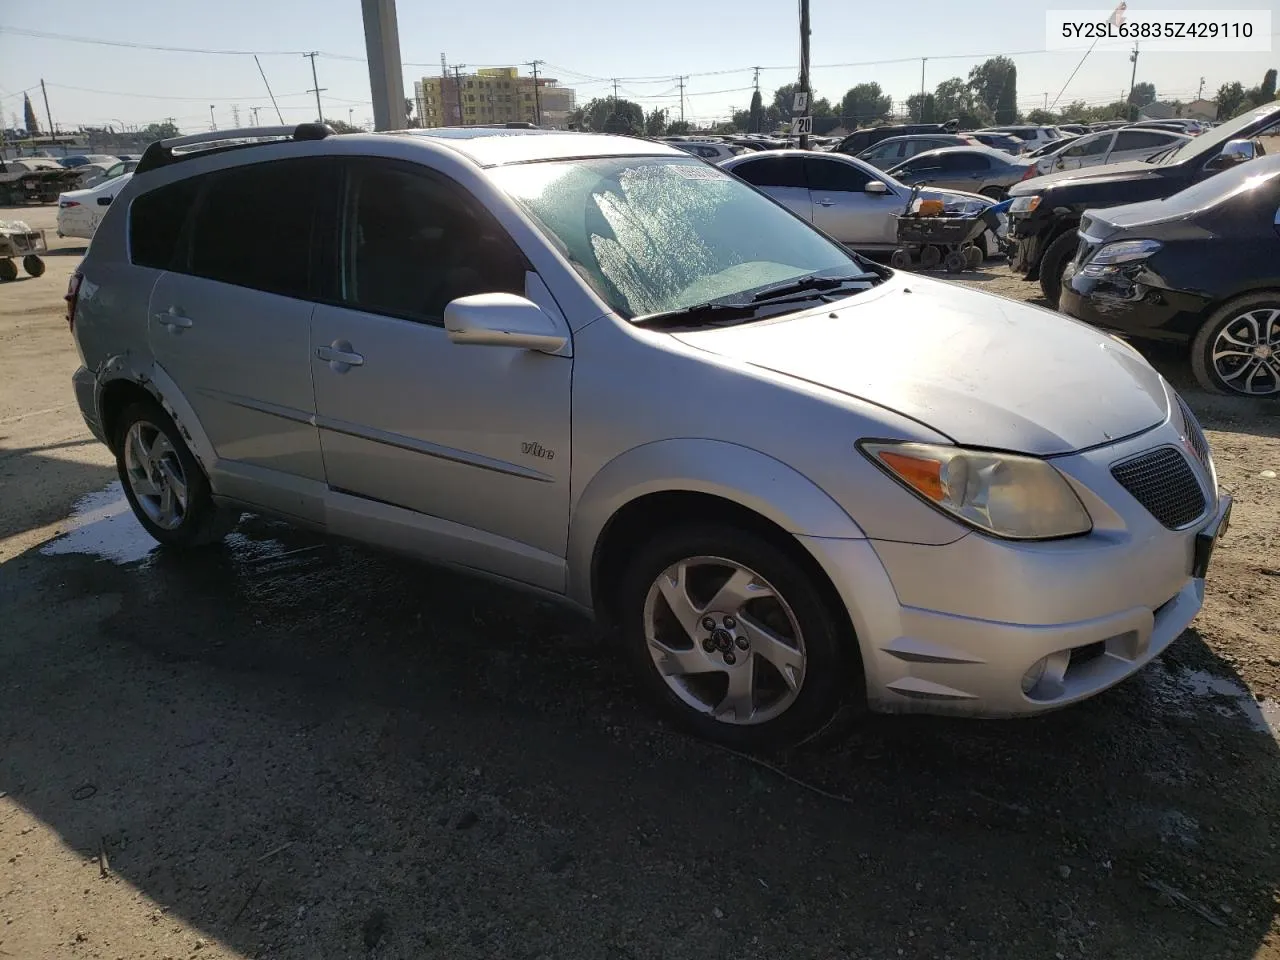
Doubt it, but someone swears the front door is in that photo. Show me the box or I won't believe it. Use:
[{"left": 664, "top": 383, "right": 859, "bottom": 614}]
[
  {"left": 309, "top": 158, "right": 572, "bottom": 591},
  {"left": 145, "top": 157, "right": 337, "bottom": 522},
  {"left": 803, "top": 156, "right": 896, "bottom": 246}
]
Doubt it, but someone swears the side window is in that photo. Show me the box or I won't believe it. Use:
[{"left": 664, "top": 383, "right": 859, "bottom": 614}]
[
  {"left": 732, "top": 156, "right": 806, "bottom": 188},
  {"left": 940, "top": 152, "right": 989, "bottom": 171},
  {"left": 1115, "top": 130, "right": 1174, "bottom": 151},
  {"left": 694, "top": 145, "right": 720, "bottom": 159},
  {"left": 342, "top": 161, "right": 529, "bottom": 324},
  {"left": 129, "top": 177, "right": 201, "bottom": 270},
  {"left": 1066, "top": 135, "right": 1110, "bottom": 157},
  {"left": 187, "top": 158, "right": 337, "bottom": 299},
  {"left": 804, "top": 157, "right": 872, "bottom": 192}
]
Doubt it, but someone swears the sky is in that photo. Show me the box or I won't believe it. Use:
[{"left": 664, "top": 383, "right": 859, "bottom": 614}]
[{"left": 0, "top": 0, "right": 1276, "bottom": 134}]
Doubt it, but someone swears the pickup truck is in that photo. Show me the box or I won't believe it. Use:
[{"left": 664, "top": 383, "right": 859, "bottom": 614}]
[{"left": 1005, "top": 100, "right": 1280, "bottom": 305}]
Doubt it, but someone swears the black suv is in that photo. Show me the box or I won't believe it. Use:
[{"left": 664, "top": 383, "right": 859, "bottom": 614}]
[
  {"left": 835, "top": 120, "right": 959, "bottom": 156},
  {"left": 1006, "top": 100, "right": 1280, "bottom": 305}
]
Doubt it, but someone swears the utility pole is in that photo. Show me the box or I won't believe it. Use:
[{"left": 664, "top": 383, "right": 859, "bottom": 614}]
[
  {"left": 1044, "top": 92, "right": 1048, "bottom": 110},
  {"left": 453, "top": 65, "right": 467, "bottom": 125},
  {"left": 209, "top": 105, "right": 216, "bottom": 131},
  {"left": 678, "top": 76, "right": 686, "bottom": 125},
  {"left": 752, "top": 66, "right": 761, "bottom": 92},
  {"left": 39, "top": 79, "right": 55, "bottom": 139},
  {"left": 440, "top": 52, "right": 450, "bottom": 125},
  {"left": 527, "top": 60, "right": 544, "bottom": 126},
  {"left": 798, "top": 0, "right": 811, "bottom": 148},
  {"left": 305, "top": 52, "right": 326, "bottom": 123},
  {"left": 348, "top": 107, "right": 354, "bottom": 127},
  {"left": 1127, "top": 42, "right": 1139, "bottom": 109},
  {"left": 1197, "top": 76, "right": 1205, "bottom": 100},
  {"left": 612, "top": 78, "right": 619, "bottom": 104},
  {"left": 231, "top": 104, "right": 241, "bottom": 127},
  {"left": 918, "top": 58, "right": 926, "bottom": 122},
  {"left": 359, "top": 0, "right": 406, "bottom": 131}
]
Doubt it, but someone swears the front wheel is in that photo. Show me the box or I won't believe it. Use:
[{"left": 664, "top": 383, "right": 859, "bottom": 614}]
[
  {"left": 890, "top": 248, "right": 913, "bottom": 270},
  {"left": 0, "top": 259, "right": 16, "bottom": 282},
  {"left": 1038, "top": 231, "right": 1080, "bottom": 307},
  {"left": 1190, "top": 294, "right": 1280, "bottom": 399},
  {"left": 22, "top": 255, "right": 44, "bottom": 277},
  {"left": 618, "top": 525, "right": 860, "bottom": 749},
  {"left": 115, "top": 399, "right": 239, "bottom": 546}
]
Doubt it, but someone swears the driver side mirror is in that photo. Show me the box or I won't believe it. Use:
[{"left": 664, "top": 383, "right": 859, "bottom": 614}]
[
  {"left": 444, "top": 293, "right": 566, "bottom": 354},
  {"left": 865, "top": 180, "right": 889, "bottom": 195},
  {"left": 1209, "top": 138, "right": 1258, "bottom": 169}
]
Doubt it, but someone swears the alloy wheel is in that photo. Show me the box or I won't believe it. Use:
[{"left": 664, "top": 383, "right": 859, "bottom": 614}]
[
  {"left": 1211, "top": 308, "right": 1280, "bottom": 396},
  {"left": 642, "top": 556, "right": 806, "bottom": 725},
  {"left": 123, "top": 420, "right": 189, "bottom": 530}
]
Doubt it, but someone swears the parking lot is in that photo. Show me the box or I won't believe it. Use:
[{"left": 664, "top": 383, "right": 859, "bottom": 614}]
[{"left": 2, "top": 203, "right": 1279, "bottom": 960}]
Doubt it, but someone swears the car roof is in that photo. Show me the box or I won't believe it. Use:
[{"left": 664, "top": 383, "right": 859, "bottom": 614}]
[
  {"left": 387, "top": 128, "right": 682, "bottom": 167},
  {"left": 864, "top": 133, "right": 965, "bottom": 146},
  {"left": 901, "top": 145, "right": 1023, "bottom": 162}
]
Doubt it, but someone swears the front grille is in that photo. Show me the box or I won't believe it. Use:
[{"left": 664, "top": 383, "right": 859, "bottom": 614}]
[
  {"left": 1175, "top": 394, "right": 1211, "bottom": 469},
  {"left": 1111, "top": 447, "right": 1206, "bottom": 529}
]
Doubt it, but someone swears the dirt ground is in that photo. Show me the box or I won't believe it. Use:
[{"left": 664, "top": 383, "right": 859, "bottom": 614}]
[{"left": 1, "top": 203, "right": 1278, "bottom": 960}]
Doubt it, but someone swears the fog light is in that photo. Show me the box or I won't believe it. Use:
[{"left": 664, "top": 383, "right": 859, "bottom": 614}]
[{"left": 1021, "top": 658, "right": 1048, "bottom": 694}]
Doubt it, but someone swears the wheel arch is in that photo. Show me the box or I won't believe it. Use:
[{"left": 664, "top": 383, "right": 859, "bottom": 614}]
[{"left": 96, "top": 363, "right": 216, "bottom": 472}]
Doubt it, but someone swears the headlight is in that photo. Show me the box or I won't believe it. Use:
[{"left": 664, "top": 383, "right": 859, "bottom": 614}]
[
  {"left": 860, "top": 441, "right": 1092, "bottom": 540},
  {"left": 1009, "top": 195, "right": 1041, "bottom": 214},
  {"left": 1080, "top": 239, "right": 1162, "bottom": 277},
  {"left": 943, "top": 199, "right": 988, "bottom": 216}
]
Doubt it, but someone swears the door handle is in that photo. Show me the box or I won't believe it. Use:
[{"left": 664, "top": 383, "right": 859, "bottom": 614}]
[
  {"left": 316, "top": 340, "right": 364, "bottom": 371},
  {"left": 816, "top": 199, "right": 836, "bottom": 207},
  {"left": 155, "top": 309, "right": 193, "bottom": 331}
]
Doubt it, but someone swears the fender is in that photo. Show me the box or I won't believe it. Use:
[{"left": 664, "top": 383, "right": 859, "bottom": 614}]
[
  {"left": 96, "top": 357, "right": 217, "bottom": 474},
  {"left": 566, "top": 438, "right": 866, "bottom": 607}
]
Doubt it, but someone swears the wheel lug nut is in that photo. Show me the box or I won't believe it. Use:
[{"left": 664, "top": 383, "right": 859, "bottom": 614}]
[
  {"left": 723, "top": 615, "right": 736, "bottom": 628},
  {"left": 701, "top": 616, "right": 717, "bottom": 631},
  {"left": 735, "top": 636, "right": 749, "bottom": 650},
  {"left": 702, "top": 638, "right": 717, "bottom": 652},
  {"left": 723, "top": 651, "right": 737, "bottom": 665}
]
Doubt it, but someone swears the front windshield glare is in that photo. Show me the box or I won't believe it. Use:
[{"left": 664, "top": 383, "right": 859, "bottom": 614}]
[{"left": 491, "top": 156, "right": 861, "bottom": 319}]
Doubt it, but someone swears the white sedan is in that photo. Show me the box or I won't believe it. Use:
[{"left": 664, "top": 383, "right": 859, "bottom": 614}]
[
  {"left": 57, "top": 173, "right": 132, "bottom": 241},
  {"left": 721, "top": 150, "right": 1004, "bottom": 257}
]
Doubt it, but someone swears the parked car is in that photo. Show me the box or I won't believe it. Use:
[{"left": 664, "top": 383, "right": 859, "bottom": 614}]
[
  {"left": 669, "top": 139, "right": 743, "bottom": 161},
  {"left": 834, "top": 121, "right": 959, "bottom": 156},
  {"left": 1058, "top": 123, "right": 1090, "bottom": 136},
  {"left": 0, "top": 158, "right": 81, "bottom": 204},
  {"left": 78, "top": 159, "right": 138, "bottom": 189},
  {"left": 974, "top": 126, "right": 1067, "bottom": 149},
  {"left": 1032, "top": 129, "right": 1189, "bottom": 175},
  {"left": 1060, "top": 154, "right": 1280, "bottom": 398},
  {"left": 57, "top": 172, "right": 132, "bottom": 240},
  {"left": 720, "top": 149, "right": 1003, "bottom": 256},
  {"left": 968, "top": 131, "right": 1028, "bottom": 155},
  {"left": 58, "top": 154, "right": 117, "bottom": 169},
  {"left": 1007, "top": 99, "right": 1280, "bottom": 304},
  {"left": 1128, "top": 119, "right": 1209, "bottom": 136},
  {"left": 885, "top": 145, "right": 1037, "bottom": 200},
  {"left": 68, "top": 123, "right": 1230, "bottom": 747},
  {"left": 855, "top": 134, "right": 978, "bottom": 169},
  {"left": 1023, "top": 136, "right": 1079, "bottom": 160}
]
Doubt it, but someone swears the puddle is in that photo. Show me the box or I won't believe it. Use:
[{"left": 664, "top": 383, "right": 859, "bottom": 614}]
[
  {"left": 1144, "top": 663, "right": 1280, "bottom": 739},
  {"left": 40, "top": 482, "right": 159, "bottom": 564}
]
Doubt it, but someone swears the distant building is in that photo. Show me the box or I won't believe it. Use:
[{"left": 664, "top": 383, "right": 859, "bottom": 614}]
[
  {"left": 414, "top": 67, "right": 576, "bottom": 129},
  {"left": 1138, "top": 101, "right": 1175, "bottom": 120},
  {"left": 1181, "top": 99, "right": 1218, "bottom": 121}
]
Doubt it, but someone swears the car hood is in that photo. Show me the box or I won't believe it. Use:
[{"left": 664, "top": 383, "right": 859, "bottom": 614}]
[
  {"left": 672, "top": 273, "right": 1168, "bottom": 455},
  {"left": 1009, "top": 159, "right": 1165, "bottom": 195},
  {"left": 918, "top": 186, "right": 990, "bottom": 207}
]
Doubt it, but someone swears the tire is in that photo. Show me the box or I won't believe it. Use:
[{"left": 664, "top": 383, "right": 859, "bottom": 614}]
[
  {"left": 1189, "top": 293, "right": 1280, "bottom": 399},
  {"left": 0, "top": 259, "right": 16, "bottom": 282},
  {"left": 617, "top": 524, "right": 861, "bottom": 750},
  {"left": 965, "top": 245, "right": 985, "bottom": 270},
  {"left": 1038, "top": 231, "right": 1080, "bottom": 307},
  {"left": 889, "top": 249, "right": 913, "bottom": 270},
  {"left": 979, "top": 186, "right": 1005, "bottom": 200},
  {"left": 944, "top": 250, "right": 967, "bottom": 273},
  {"left": 918, "top": 245, "right": 942, "bottom": 270},
  {"left": 22, "top": 255, "right": 44, "bottom": 278},
  {"left": 114, "top": 399, "right": 239, "bottom": 547}
]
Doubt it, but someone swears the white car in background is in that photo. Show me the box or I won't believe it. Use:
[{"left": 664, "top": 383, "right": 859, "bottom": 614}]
[
  {"left": 669, "top": 139, "right": 743, "bottom": 162},
  {"left": 78, "top": 159, "right": 138, "bottom": 189},
  {"left": 721, "top": 150, "right": 1005, "bottom": 257},
  {"left": 57, "top": 172, "right": 132, "bottom": 241},
  {"left": 1034, "top": 127, "right": 1190, "bottom": 175}
]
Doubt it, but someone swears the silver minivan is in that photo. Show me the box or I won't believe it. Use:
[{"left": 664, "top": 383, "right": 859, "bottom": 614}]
[{"left": 68, "top": 124, "right": 1230, "bottom": 748}]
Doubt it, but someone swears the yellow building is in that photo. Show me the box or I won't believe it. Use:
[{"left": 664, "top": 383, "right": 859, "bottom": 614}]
[{"left": 414, "top": 67, "right": 575, "bottom": 128}]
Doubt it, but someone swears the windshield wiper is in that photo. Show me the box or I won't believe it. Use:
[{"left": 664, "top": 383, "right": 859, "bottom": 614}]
[
  {"left": 631, "top": 300, "right": 767, "bottom": 329},
  {"left": 746, "top": 272, "right": 878, "bottom": 302},
  {"left": 632, "top": 274, "right": 878, "bottom": 329}
]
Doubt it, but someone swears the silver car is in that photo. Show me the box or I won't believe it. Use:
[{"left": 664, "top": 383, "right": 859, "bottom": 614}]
[{"left": 69, "top": 125, "right": 1231, "bottom": 748}]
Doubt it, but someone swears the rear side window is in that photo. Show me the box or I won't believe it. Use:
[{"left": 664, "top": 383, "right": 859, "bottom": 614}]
[
  {"left": 732, "top": 156, "right": 806, "bottom": 188},
  {"left": 129, "top": 178, "right": 199, "bottom": 269},
  {"left": 1115, "top": 130, "right": 1178, "bottom": 151},
  {"left": 187, "top": 158, "right": 338, "bottom": 299},
  {"left": 940, "top": 152, "right": 990, "bottom": 171}
]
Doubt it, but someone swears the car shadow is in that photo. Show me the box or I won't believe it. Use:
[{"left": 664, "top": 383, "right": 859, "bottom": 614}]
[
  {"left": 44, "top": 246, "right": 88, "bottom": 257},
  {"left": 0, "top": 439, "right": 116, "bottom": 542},
  {"left": 1133, "top": 342, "right": 1280, "bottom": 440},
  {"left": 1, "top": 495, "right": 1276, "bottom": 959}
]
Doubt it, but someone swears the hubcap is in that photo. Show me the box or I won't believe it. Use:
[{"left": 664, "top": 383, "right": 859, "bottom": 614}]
[
  {"left": 642, "top": 556, "right": 806, "bottom": 726},
  {"left": 1210, "top": 308, "right": 1280, "bottom": 396},
  {"left": 123, "top": 421, "right": 189, "bottom": 530}
]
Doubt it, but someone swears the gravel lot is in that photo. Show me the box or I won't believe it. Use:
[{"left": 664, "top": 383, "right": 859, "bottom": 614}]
[{"left": 2, "top": 204, "right": 1278, "bottom": 960}]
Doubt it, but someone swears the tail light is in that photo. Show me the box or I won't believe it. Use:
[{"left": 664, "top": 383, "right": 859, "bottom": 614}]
[
  {"left": 65, "top": 272, "right": 83, "bottom": 331},
  {"left": 1020, "top": 164, "right": 1037, "bottom": 181},
  {"left": 59, "top": 200, "right": 80, "bottom": 208}
]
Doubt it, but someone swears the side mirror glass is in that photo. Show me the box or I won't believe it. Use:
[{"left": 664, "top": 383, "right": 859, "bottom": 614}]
[
  {"left": 1212, "top": 138, "right": 1258, "bottom": 168},
  {"left": 865, "top": 180, "right": 889, "bottom": 195},
  {"left": 444, "top": 293, "right": 566, "bottom": 353}
]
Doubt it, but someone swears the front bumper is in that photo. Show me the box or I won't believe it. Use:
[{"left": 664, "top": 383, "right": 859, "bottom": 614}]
[
  {"left": 801, "top": 414, "right": 1225, "bottom": 717},
  {"left": 72, "top": 365, "right": 108, "bottom": 446},
  {"left": 1060, "top": 264, "right": 1211, "bottom": 343}
]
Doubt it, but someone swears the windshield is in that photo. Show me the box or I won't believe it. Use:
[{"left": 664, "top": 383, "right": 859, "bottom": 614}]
[
  {"left": 1160, "top": 103, "right": 1280, "bottom": 165},
  {"left": 491, "top": 155, "right": 866, "bottom": 320}
]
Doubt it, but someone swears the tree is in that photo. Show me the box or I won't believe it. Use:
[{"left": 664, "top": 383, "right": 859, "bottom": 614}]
[
  {"left": 644, "top": 108, "right": 668, "bottom": 136},
  {"left": 840, "top": 83, "right": 892, "bottom": 126},
  {"left": 771, "top": 83, "right": 811, "bottom": 119},
  {"left": 1025, "top": 108, "right": 1058, "bottom": 125},
  {"left": 730, "top": 109, "right": 751, "bottom": 131},
  {"left": 323, "top": 118, "right": 364, "bottom": 134},
  {"left": 968, "top": 56, "right": 1016, "bottom": 120},
  {"left": 933, "top": 76, "right": 990, "bottom": 128},
  {"left": 1127, "top": 82, "right": 1156, "bottom": 108},
  {"left": 23, "top": 94, "right": 39, "bottom": 136},
  {"left": 1262, "top": 68, "right": 1278, "bottom": 103},
  {"left": 811, "top": 97, "right": 832, "bottom": 118},
  {"left": 747, "top": 89, "right": 764, "bottom": 133},
  {"left": 140, "top": 121, "right": 180, "bottom": 140},
  {"left": 712, "top": 121, "right": 738, "bottom": 135},
  {"left": 577, "top": 97, "right": 644, "bottom": 133},
  {"left": 667, "top": 119, "right": 692, "bottom": 136},
  {"left": 1216, "top": 81, "right": 1247, "bottom": 120},
  {"left": 906, "top": 93, "right": 936, "bottom": 123}
]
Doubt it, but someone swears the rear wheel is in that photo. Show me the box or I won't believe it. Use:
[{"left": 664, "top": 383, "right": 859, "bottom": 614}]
[
  {"left": 22, "top": 255, "right": 44, "bottom": 277},
  {"left": 890, "top": 248, "right": 913, "bottom": 270},
  {"left": 0, "top": 259, "right": 16, "bottom": 282},
  {"left": 618, "top": 524, "right": 859, "bottom": 749},
  {"left": 944, "top": 250, "right": 967, "bottom": 273},
  {"left": 918, "top": 245, "right": 942, "bottom": 270},
  {"left": 965, "top": 245, "right": 985, "bottom": 270},
  {"left": 1190, "top": 294, "right": 1280, "bottom": 399},
  {"left": 114, "top": 399, "right": 239, "bottom": 547},
  {"left": 1038, "top": 231, "right": 1080, "bottom": 306}
]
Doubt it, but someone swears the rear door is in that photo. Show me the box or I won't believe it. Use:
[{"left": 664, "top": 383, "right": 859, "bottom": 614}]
[
  {"left": 935, "top": 152, "right": 991, "bottom": 190},
  {"left": 1057, "top": 133, "right": 1111, "bottom": 170},
  {"left": 804, "top": 155, "right": 896, "bottom": 246},
  {"left": 729, "top": 155, "right": 812, "bottom": 220},
  {"left": 145, "top": 156, "right": 338, "bottom": 523}
]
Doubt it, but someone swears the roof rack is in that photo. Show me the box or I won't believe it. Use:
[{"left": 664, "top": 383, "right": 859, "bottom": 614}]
[{"left": 135, "top": 123, "right": 334, "bottom": 175}]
